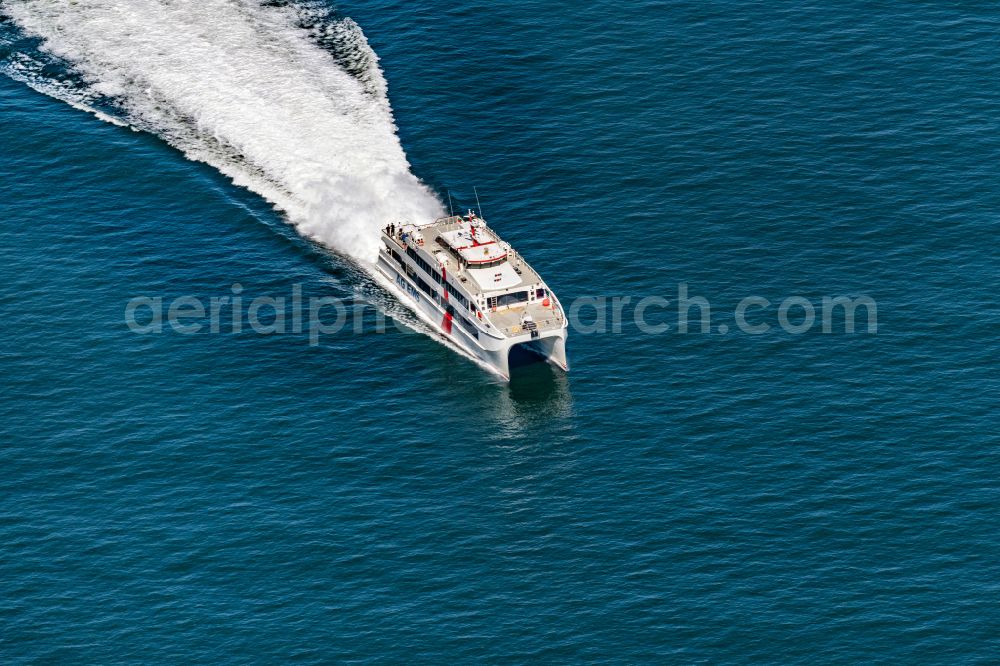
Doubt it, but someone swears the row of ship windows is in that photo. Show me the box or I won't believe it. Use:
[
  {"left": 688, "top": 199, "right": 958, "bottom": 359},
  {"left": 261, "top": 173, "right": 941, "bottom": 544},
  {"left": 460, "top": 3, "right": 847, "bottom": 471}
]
[
  {"left": 488, "top": 290, "right": 545, "bottom": 308},
  {"left": 390, "top": 248, "right": 479, "bottom": 337},
  {"left": 445, "top": 302, "right": 479, "bottom": 337},
  {"left": 396, "top": 246, "right": 472, "bottom": 310}
]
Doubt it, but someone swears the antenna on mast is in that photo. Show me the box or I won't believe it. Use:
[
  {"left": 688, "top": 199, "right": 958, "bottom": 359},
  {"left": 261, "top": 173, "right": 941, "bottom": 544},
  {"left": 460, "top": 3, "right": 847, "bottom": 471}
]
[
  {"left": 474, "top": 186, "right": 484, "bottom": 218},
  {"left": 447, "top": 189, "right": 455, "bottom": 217}
]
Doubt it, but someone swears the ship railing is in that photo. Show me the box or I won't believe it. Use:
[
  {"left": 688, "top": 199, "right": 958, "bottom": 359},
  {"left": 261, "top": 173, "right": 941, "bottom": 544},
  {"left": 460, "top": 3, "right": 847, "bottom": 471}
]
[{"left": 502, "top": 316, "right": 563, "bottom": 337}]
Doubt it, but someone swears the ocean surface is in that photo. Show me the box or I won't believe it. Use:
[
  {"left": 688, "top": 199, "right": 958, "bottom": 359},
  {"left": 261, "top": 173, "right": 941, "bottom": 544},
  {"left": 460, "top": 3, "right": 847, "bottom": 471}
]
[{"left": 2, "top": 1, "right": 999, "bottom": 662}]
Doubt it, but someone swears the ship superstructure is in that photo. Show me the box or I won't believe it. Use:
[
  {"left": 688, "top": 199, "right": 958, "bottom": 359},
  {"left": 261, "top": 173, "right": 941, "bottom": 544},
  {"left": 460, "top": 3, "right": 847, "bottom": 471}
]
[{"left": 376, "top": 211, "right": 568, "bottom": 379}]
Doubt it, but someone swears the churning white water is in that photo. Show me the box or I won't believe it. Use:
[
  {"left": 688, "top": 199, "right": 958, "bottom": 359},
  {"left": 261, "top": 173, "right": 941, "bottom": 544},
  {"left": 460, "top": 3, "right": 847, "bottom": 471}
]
[{"left": 0, "top": 0, "right": 444, "bottom": 260}]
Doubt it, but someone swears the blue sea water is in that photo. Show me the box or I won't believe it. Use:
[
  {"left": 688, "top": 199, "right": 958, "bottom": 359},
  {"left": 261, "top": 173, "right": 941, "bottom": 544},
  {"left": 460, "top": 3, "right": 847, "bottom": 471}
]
[{"left": 2, "top": 0, "right": 999, "bottom": 662}]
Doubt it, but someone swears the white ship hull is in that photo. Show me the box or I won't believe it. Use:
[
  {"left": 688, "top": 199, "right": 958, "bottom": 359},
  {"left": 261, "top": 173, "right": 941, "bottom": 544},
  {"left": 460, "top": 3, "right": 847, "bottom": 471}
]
[{"left": 375, "top": 251, "right": 568, "bottom": 380}]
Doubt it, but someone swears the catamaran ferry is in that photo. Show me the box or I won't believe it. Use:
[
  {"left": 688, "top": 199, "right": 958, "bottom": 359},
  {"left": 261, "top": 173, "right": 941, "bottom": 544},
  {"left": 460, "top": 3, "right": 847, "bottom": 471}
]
[{"left": 377, "top": 211, "right": 568, "bottom": 380}]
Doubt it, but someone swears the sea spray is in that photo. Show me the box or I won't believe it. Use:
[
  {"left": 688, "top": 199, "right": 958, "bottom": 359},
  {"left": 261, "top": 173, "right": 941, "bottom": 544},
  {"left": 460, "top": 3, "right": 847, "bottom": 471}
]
[{"left": 0, "top": 0, "right": 444, "bottom": 261}]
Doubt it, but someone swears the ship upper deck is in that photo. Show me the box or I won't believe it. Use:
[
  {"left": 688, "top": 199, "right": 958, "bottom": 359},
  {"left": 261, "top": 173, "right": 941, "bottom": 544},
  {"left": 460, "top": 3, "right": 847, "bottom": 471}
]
[
  {"left": 383, "top": 213, "right": 566, "bottom": 338},
  {"left": 395, "top": 214, "right": 544, "bottom": 298}
]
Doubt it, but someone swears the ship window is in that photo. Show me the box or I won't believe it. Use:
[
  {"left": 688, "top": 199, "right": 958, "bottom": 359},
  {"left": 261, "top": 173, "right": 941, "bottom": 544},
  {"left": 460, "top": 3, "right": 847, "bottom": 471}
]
[
  {"left": 415, "top": 277, "right": 433, "bottom": 296},
  {"left": 497, "top": 291, "right": 529, "bottom": 308},
  {"left": 445, "top": 282, "right": 469, "bottom": 310},
  {"left": 471, "top": 258, "right": 507, "bottom": 270},
  {"left": 456, "top": 315, "right": 478, "bottom": 337},
  {"left": 536, "top": 288, "right": 546, "bottom": 299}
]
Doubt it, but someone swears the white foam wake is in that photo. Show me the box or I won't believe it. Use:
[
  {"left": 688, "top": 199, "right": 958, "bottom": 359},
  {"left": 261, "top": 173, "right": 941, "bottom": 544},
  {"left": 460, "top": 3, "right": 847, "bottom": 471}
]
[{"left": 0, "top": 0, "right": 444, "bottom": 260}]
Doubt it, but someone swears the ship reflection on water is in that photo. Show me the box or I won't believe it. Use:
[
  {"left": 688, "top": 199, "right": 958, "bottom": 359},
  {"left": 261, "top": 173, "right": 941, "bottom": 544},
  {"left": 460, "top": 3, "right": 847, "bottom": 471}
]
[{"left": 485, "top": 360, "right": 575, "bottom": 439}]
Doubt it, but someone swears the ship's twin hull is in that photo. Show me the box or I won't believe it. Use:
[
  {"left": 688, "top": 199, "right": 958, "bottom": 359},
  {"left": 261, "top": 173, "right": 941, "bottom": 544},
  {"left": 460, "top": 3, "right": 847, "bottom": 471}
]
[{"left": 375, "top": 254, "right": 568, "bottom": 380}]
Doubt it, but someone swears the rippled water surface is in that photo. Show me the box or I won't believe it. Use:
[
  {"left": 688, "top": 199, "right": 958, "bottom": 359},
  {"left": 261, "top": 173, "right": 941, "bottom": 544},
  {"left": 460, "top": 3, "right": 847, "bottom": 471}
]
[{"left": 2, "top": 0, "right": 999, "bottom": 662}]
